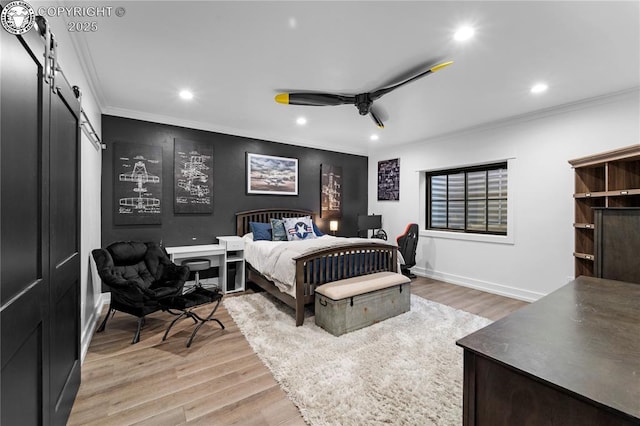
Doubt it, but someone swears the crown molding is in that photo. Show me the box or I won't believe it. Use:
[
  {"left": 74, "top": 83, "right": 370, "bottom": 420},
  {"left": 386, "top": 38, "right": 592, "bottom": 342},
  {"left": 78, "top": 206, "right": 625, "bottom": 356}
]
[
  {"left": 102, "top": 106, "right": 369, "bottom": 157},
  {"left": 399, "top": 87, "right": 640, "bottom": 148},
  {"left": 63, "top": 29, "right": 107, "bottom": 112}
]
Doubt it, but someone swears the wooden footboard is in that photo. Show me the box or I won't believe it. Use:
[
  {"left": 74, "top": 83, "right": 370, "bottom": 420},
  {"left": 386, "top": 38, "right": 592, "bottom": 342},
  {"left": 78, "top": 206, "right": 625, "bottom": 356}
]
[
  {"left": 292, "top": 242, "right": 398, "bottom": 325},
  {"left": 236, "top": 209, "right": 398, "bottom": 326}
]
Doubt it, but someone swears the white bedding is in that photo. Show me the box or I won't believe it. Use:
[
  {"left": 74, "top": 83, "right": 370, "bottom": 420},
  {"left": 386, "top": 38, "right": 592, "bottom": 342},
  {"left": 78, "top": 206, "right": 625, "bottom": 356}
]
[{"left": 243, "top": 235, "right": 398, "bottom": 297}]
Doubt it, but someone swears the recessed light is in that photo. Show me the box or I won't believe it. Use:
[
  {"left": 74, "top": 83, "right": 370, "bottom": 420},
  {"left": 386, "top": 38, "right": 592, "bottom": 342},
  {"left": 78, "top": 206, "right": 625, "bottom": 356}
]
[
  {"left": 454, "top": 26, "right": 474, "bottom": 41},
  {"left": 530, "top": 83, "right": 548, "bottom": 94},
  {"left": 179, "top": 90, "right": 193, "bottom": 100},
  {"left": 370, "top": 134, "right": 379, "bottom": 141},
  {"left": 296, "top": 117, "right": 307, "bottom": 125}
]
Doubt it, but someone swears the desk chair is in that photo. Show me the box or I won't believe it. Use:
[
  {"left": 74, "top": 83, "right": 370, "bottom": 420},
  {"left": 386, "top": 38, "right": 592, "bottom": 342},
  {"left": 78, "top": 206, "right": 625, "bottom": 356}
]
[
  {"left": 181, "top": 258, "right": 211, "bottom": 289},
  {"left": 397, "top": 223, "right": 419, "bottom": 278}
]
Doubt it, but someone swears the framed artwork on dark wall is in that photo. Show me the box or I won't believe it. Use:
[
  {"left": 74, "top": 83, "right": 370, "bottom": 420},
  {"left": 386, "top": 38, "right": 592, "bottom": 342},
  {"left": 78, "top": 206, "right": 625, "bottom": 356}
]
[
  {"left": 113, "top": 142, "right": 162, "bottom": 225},
  {"left": 378, "top": 158, "right": 400, "bottom": 201},
  {"left": 246, "top": 152, "right": 298, "bottom": 195},
  {"left": 321, "top": 164, "right": 342, "bottom": 218},
  {"left": 174, "top": 138, "right": 213, "bottom": 214}
]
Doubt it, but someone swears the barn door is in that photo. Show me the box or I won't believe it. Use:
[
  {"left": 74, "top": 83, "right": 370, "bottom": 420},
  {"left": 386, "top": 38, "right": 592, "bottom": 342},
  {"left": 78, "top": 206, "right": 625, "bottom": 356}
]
[
  {"left": 48, "top": 59, "right": 81, "bottom": 425},
  {"left": 1, "top": 24, "right": 51, "bottom": 425},
  {"left": 1, "top": 14, "right": 81, "bottom": 425}
]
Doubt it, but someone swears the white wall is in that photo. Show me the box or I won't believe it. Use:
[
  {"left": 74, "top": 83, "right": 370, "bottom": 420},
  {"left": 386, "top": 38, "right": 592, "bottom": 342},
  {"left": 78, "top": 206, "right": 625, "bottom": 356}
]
[
  {"left": 44, "top": 13, "right": 104, "bottom": 361},
  {"left": 368, "top": 89, "right": 640, "bottom": 301}
]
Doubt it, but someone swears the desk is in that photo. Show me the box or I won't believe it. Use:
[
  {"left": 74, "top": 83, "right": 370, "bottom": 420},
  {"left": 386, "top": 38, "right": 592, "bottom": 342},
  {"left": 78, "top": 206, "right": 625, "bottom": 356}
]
[
  {"left": 165, "top": 244, "right": 225, "bottom": 263},
  {"left": 165, "top": 244, "right": 225, "bottom": 290},
  {"left": 165, "top": 242, "right": 245, "bottom": 294},
  {"left": 456, "top": 276, "right": 640, "bottom": 425}
]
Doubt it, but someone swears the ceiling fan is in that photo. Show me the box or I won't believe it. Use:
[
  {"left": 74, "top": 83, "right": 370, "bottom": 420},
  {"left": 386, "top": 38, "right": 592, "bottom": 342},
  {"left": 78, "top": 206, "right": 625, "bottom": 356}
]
[{"left": 274, "top": 60, "right": 453, "bottom": 129}]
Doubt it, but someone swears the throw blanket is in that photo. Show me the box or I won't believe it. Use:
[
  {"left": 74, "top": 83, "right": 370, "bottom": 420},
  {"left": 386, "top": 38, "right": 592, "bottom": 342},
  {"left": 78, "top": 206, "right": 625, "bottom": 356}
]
[{"left": 244, "top": 236, "right": 396, "bottom": 297}]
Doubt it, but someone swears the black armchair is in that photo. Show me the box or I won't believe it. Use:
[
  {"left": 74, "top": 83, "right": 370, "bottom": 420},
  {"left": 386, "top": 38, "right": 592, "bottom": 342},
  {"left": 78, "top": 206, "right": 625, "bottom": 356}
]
[
  {"left": 92, "top": 241, "right": 190, "bottom": 344},
  {"left": 397, "top": 223, "right": 419, "bottom": 278}
]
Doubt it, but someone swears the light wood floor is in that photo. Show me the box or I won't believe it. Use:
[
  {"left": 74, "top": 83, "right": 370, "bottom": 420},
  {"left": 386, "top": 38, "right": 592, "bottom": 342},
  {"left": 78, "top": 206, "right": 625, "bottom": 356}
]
[{"left": 68, "top": 277, "right": 528, "bottom": 425}]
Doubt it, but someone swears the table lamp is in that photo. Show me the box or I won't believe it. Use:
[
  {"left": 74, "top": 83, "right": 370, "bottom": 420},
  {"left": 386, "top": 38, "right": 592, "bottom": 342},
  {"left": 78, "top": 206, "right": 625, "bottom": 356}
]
[{"left": 329, "top": 220, "right": 338, "bottom": 235}]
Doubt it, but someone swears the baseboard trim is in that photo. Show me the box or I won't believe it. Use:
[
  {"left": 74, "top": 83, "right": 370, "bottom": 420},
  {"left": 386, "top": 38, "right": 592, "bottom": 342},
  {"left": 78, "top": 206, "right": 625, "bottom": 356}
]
[
  {"left": 412, "top": 267, "right": 544, "bottom": 303},
  {"left": 80, "top": 293, "right": 110, "bottom": 364}
]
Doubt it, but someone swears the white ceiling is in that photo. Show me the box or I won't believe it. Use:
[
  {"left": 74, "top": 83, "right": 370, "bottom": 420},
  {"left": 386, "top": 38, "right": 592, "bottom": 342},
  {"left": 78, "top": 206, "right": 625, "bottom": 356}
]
[{"left": 49, "top": 1, "right": 639, "bottom": 155}]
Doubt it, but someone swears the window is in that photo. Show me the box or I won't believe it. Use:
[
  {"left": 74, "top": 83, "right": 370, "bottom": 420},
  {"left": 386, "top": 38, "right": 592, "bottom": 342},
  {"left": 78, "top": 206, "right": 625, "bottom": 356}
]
[{"left": 427, "top": 162, "right": 507, "bottom": 235}]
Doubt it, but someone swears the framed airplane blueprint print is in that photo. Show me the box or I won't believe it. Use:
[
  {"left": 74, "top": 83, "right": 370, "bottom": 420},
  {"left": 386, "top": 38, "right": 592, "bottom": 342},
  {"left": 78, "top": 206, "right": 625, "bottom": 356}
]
[
  {"left": 113, "top": 142, "right": 162, "bottom": 225},
  {"left": 174, "top": 139, "right": 213, "bottom": 214}
]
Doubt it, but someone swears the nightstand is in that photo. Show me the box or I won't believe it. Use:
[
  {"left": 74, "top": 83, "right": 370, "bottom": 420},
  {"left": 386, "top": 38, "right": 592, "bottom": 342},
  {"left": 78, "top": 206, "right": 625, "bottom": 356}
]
[{"left": 217, "top": 236, "right": 245, "bottom": 293}]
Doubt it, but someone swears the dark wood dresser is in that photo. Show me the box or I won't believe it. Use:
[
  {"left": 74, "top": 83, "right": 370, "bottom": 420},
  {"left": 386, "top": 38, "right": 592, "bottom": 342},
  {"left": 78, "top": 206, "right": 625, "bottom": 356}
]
[{"left": 456, "top": 276, "right": 640, "bottom": 425}]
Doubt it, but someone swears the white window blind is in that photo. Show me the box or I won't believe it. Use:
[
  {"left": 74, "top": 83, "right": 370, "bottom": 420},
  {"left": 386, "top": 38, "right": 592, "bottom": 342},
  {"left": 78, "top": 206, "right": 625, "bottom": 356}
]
[{"left": 427, "top": 163, "right": 507, "bottom": 235}]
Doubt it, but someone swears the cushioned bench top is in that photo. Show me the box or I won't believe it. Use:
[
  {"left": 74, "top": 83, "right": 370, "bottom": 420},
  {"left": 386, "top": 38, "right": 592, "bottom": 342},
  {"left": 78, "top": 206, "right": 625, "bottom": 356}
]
[{"left": 315, "top": 271, "right": 410, "bottom": 300}]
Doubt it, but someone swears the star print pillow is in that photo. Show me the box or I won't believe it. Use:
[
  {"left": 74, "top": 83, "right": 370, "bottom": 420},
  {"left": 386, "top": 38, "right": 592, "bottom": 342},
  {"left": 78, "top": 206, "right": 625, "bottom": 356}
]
[{"left": 282, "top": 216, "right": 317, "bottom": 241}]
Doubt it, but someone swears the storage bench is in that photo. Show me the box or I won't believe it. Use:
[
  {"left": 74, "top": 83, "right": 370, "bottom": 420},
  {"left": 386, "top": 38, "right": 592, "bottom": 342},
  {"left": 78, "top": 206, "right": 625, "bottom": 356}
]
[{"left": 314, "top": 271, "right": 411, "bottom": 336}]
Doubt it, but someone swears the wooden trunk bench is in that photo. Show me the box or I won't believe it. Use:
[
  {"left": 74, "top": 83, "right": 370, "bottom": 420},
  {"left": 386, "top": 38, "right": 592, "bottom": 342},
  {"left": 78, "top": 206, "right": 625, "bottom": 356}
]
[{"left": 314, "top": 271, "right": 411, "bottom": 336}]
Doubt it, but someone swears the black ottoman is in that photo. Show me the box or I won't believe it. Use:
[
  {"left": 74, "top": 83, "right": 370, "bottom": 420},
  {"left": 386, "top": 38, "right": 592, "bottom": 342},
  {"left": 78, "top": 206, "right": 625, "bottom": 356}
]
[{"left": 161, "top": 287, "right": 224, "bottom": 347}]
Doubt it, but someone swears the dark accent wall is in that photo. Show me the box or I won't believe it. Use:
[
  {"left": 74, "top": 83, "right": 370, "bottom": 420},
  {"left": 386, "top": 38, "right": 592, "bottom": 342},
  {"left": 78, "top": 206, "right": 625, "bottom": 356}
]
[{"left": 101, "top": 115, "right": 368, "bottom": 247}]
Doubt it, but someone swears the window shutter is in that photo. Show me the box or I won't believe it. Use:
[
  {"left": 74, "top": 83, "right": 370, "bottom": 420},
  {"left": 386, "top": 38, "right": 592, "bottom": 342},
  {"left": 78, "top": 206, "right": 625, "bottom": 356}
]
[
  {"left": 427, "top": 163, "right": 507, "bottom": 235},
  {"left": 487, "top": 168, "right": 508, "bottom": 233},
  {"left": 430, "top": 175, "right": 447, "bottom": 228}
]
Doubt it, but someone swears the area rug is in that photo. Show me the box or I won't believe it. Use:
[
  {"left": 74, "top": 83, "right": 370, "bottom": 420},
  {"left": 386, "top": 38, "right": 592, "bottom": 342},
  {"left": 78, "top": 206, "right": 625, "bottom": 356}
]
[{"left": 223, "top": 292, "right": 491, "bottom": 425}]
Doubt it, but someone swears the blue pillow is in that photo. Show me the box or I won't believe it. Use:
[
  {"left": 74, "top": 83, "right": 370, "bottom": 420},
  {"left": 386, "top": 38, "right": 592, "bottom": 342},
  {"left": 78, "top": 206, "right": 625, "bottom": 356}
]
[
  {"left": 270, "top": 218, "right": 287, "bottom": 241},
  {"left": 250, "top": 222, "right": 272, "bottom": 241},
  {"left": 313, "top": 222, "right": 324, "bottom": 236}
]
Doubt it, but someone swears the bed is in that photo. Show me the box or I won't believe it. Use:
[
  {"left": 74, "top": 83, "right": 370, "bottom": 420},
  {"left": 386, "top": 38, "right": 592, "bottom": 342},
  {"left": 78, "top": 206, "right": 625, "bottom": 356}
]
[{"left": 236, "top": 208, "right": 400, "bottom": 326}]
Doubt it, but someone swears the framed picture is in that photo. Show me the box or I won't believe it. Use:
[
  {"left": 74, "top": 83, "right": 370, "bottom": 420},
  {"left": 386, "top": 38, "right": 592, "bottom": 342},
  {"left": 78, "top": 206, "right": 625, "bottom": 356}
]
[
  {"left": 321, "top": 164, "right": 342, "bottom": 218},
  {"left": 378, "top": 158, "right": 400, "bottom": 201},
  {"left": 247, "top": 153, "right": 298, "bottom": 195},
  {"left": 113, "top": 142, "right": 163, "bottom": 225},
  {"left": 174, "top": 138, "right": 213, "bottom": 214}
]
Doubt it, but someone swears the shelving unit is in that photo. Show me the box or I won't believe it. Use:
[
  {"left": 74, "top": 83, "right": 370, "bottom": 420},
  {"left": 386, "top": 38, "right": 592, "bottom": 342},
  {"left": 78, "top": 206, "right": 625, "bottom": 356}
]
[
  {"left": 217, "top": 236, "right": 246, "bottom": 293},
  {"left": 568, "top": 144, "right": 640, "bottom": 278}
]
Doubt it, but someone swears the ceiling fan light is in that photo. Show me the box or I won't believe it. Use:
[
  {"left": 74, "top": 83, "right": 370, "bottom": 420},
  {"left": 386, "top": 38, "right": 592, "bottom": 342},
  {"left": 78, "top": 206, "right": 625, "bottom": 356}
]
[
  {"left": 370, "top": 134, "right": 379, "bottom": 141},
  {"left": 296, "top": 117, "right": 307, "bottom": 125}
]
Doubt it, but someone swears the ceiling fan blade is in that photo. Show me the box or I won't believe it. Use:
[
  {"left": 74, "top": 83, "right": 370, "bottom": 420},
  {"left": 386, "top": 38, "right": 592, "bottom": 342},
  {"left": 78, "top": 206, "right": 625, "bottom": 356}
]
[
  {"left": 369, "top": 108, "right": 384, "bottom": 129},
  {"left": 275, "top": 93, "right": 355, "bottom": 106},
  {"left": 371, "top": 60, "right": 453, "bottom": 99}
]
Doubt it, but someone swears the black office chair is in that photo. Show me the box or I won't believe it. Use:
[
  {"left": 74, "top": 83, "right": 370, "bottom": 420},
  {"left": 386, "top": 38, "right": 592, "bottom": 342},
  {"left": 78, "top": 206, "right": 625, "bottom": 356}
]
[
  {"left": 92, "top": 241, "right": 190, "bottom": 343},
  {"left": 397, "top": 224, "right": 419, "bottom": 278}
]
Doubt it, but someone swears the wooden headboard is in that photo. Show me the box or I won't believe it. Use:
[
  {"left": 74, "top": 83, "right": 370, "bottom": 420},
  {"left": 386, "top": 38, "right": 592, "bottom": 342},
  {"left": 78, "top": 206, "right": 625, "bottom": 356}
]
[{"left": 236, "top": 208, "right": 317, "bottom": 236}]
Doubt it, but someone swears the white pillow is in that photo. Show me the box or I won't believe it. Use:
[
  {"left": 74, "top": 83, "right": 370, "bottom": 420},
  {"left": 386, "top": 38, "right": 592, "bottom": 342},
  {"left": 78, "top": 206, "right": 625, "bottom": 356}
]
[{"left": 282, "top": 216, "right": 317, "bottom": 241}]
